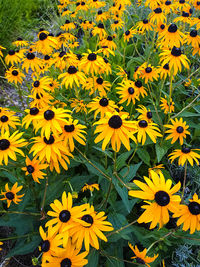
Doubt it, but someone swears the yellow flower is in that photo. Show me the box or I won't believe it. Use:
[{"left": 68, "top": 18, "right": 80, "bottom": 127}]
[
  {"left": 5, "top": 67, "right": 25, "bottom": 85},
  {"left": 82, "top": 183, "right": 100, "bottom": 192},
  {"left": 160, "top": 96, "right": 175, "bottom": 114},
  {"left": 168, "top": 147, "right": 200, "bottom": 166},
  {"left": 116, "top": 80, "right": 140, "bottom": 105},
  {"left": 128, "top": 244, "right": 158, "bottom": 267},
  {"left": 0, "top": 182, "right": 24, "bottom": 208},
  {"left": 0, "top": 110, "right": 20, "bottom": 134},
  {"left": 94, "top": 112, "right": 137, "bottom": 152},
  {"left": 129, "top": 170, "right": 181, "bottom": 229}
]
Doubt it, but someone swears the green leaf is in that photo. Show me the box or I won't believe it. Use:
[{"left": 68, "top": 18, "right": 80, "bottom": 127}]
[
  {"left": 86, "top": 248, "right": 99, "bottom": 267},
  {"left": 136, "top": 148, "right": 150, "bottom": 166},
  {"left": 155, "top": 143, "right": 168, "bottom": 162},
  {"left": 116, "top": 150, "right": 134, "bottom": 170},
  {"left": 0, "top": 170, "right": 18, "bottom": 183}
]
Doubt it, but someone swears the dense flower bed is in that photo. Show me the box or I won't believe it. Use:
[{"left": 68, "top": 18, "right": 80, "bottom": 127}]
[{"left": 0, "top": 0, "right": 200, "bottom": 266}]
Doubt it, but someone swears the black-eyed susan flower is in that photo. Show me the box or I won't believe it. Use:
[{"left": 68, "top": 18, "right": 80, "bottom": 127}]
[
  {"left": 136, "top": 19, "right": 154, "bottom": 34},
  {"left": 88, "top": 96, "right": 117, "bottom": 119},
  {"left": 46, "top": 192, "right": 88, "bottom": 245},
  {"left": 58, "top": 65, "right": 86, "bottom": 89},
  {"left": 79, "top": 50, "right": 106, "bottom": 75},
  {"left": 161, "top": 0, "right": 175, "bottom": 14},
  {"left": 94, "top": 112, "right": 137, "bottom": 152},
  {"left": 133, "top": 80, "right": 147, "bottom": 98},
  {"left": 173, "top": 193, "right": 200, "bottom": 234},
  {"left": 160, "top": 96, "right": 175, "bottom": 114},
  {"left": 0, "top": 111, "right": 20, "bottom": 134},
  {"left": 22, "top": 53, "right": 41, "bottom": 73},
  {"left": 61, "top": 118, "right": 86, "bottom": 152},
  {"left": 81, "top": 20, "right": 94, "bottom": 31},
  {"left": 0, "top": 131, "right": 27, "bottom": 165},
  {"left": 128, "top": 243, "right": 158, "bottom": 267},
  {"left": 174, "top": 0, "right": 190, "bottom": 11},
  {"left": 43, "top": 238, "right": 88, "bottom": 267},
  {"left": 173, "top": 11, "right": 192, "bottom": 25},
  {"left": 29, "top": 92, "right": 53, "bottom": 109},
  {"left": 70, "top": 204, "right": 114, "bottom": 251},
  {"left": 31, "top": 76, "right": 52, "bottom": 97},
  {"left": 184, "top": 30, "right": 200, "bottom": 48},
  {"left": 111, "top": 19, "right": 125, "bottom": 31},
  {"left": 101, "top": 57, "right": 112, "bottom": 75},
  {"left": 116, "top": 80, "right": 140, "bottom": 106},
  {"left": 34, "top": 107, "right": 71, "bottom": 139},
  {"left": 60, "top": 20, "right": 76, "bottom": 31},
  {"left": 168, "top": 147, "right": 200, "bottom": 166},
  {"left": 12, "top": 37, "right": 29, "bottom": 47},
  {"left": 70, "top": 99, "right": 88, "bottom": 114},
  {"left": 129, "top": 170, "right": 181, "bottom": 229},
  {"left": 164, "top": 118, "right": 190, "bottom": 145},
  {"left": 0, "top": 183, "right": 24, "bottom": 208},
  {"left": 92, "top": 23, "right": 107, "bottom": 39},
  {"left": 99, "top": 36, "right": 117, "bottom": 50},
  {"left": 33, "top": 31, "right": 58, "bottom": 54},
  {"left": 5, "top": 67, "right": 25, "bottom": 85},
  {"left": 159, "top": 46, "right": 190, "bottom": 76},
  {"left": 82, "top": 183, "right": 100, "bottom": 192},
  {"left": 96, "top": 10, "right": 108, "bottom": 22},
  {"left": 149, "top": 7, "right": 166, "bottom": 25},
  {"left": 22, "top": 156, "right": 48, "bottom": 183},
  {"left": 136, "top": 105, "right": 153, "bottom": 123},
  {"left": 39, "top": 226, "right": 64, "bottom": 265},
  {"left": 83, "top": 76, "right": 111, "bottom": 96},
  {"left": 5, "top": 50, "right": 22, "bottom": 65},
  {"left": 135, "top": 119, "right": 162, "bottom": 145},
  {"left": 139, "top": 63, "right": 159, "bottom": 84},
  {"left": 158, "top": 24, "right": 185, "bottom": 48},
  {"left": 124, "top": 28, "right": 136, "bottom": 42},
  {"left": 157, "top": 63, "right": 171, "bottom": 79}
]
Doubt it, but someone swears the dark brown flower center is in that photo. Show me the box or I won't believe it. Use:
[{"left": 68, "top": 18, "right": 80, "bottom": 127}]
[
  {"left": 176, "top": 126, "right": 184, "bottom": 133},
  {"left": 96, "top": 77, "right": 103, "bottom": 84},
  {"left": 188, "top": 201, "right": 200, "bottom": 215},
  {"left": 6, "top": 192, "right": 14, "bottom": 200},
  {"left": 99, "top": 98, "right": 109, "bottom": 107},
  {"left": 26, "top": 53, "right": 35, "bottom": 60},
  {"left": 145, "top": 67, "right": 152, "bottom": 73},
  {"left": 44, "top": 110, "right": 55, "bottom": 120},
  {"left": 87, "top": 53, "right": 97, "bottom": 61},
  {"left": 41, "top": 240, "right": 50, "bottom": 252},
  {"left": 39, "top": 32, "right": 47, "bottom": 40},
  {"left": 59, "top": 51, "right": 66, "bottom": 58},
  {"left": 128, "top": 87, "right": 134, "bottom": 95},
  {"left": 98, "top": 23, "right": 104, "bottom": 28},
  {"left": 181, "top": 147, "right": 191, "bottom": 153},
  {"left": 59, "top": 210, "right": 71, "bottom": 222},
  {"left": 163, "top": 63, "right": 169, "bottom": 70},
  {"left": 108, "top": 115, "right": 122, "bottom": 129},
  {"left": 143, "top": 19, "right": 148, "bottom": 24},
  {"left": 30, "top": 107, "right": 39, "bottom": 115},
  {"left": 0, "top": 139, "right": 10, "bottom": 150},
  {"left": 168, "top": 24, "right": 177, "bottom": 33},
  {"left": 34, "top": 81, "right": 40, "bottom": 87},
  {"left": 147, "top": 112, "right": 152, "bottom": 119},
  {"left": 43, "top": 135, "right": 55, "bottom": 144},
  {"left": 68, "top": 66, "right": 77, "bottom": 74},
  {"left": 154, "top": 7, "right": 162, "bottom": 13},
  {"left": 1, "top": 115, "right": 8, "bottom": 122},
  {"left": 12, "top": 70, "right": 18, "bottom": 76},
  {"left": 139, "top": 120, "right": 148, "bottom": 128},
  {"left": 190, "top": 30, "right": 197, "bottom": 37},
  {"left": 125, "top": 30, "right": 130, "bottom": 36},
  {"left": 135, "top": 80, "right": 142, "bottom": 88},
  {"left": 60, "top": 258, "right": 72, "bottom": 267},
  {"left": 64, "top": 124, "right": 75, "bottom": 132},
  {"left": 81, "top": 214, "right": 93, "bottom": 226},
  {"left": 8, "top": 50, "right": 15, "bottom": 55},
  {"left": 27, "top": 165, "right": 35, "bottom": 174},
  {"left": 171, "top": 46, "right": 181, "bottom": 57},
  {"left": 155, "top": 191, "right": 170, "bottom": 206}
]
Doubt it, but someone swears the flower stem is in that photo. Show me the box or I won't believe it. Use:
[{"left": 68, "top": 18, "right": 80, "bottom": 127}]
[
  {"left": 0, "top": 210, "right": 40, "bottom": 216},
  {"left": 106, "top": 219, "right": 137, "bottom": 237},
  {"left": 40, "top": 176, "right": 48, "bottom": 219},
  {"left": 181, "top": 161, "right": 187, "bottom": 200}
]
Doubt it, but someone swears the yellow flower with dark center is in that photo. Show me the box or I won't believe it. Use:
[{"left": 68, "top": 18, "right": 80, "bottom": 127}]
[
  {"left": 124, "top": 28, "right": 136, "bottom": 42},
  {"left": 5, "top": 67, "right": 25, "bottom": 85},
  {"left": 99, "top": 35, "right": 117, "bottom": 50},
  {"left": 0, "top": 45, "right": 6, "bottom": 57},
  {"left": 70, "top": 99, "right": 88, "bottom": 114},
  {"left": 161, "top": 0, "right": 175, "bottom": 14},
  {"left": 173, "top": 11, "right": 192, "bottom": 24},
  {"left": 185, "top": 30, "right": 200, "bottom": 48},
  {"left": 145, "top": 0, "right": 161, "bottom": 10},
  {"left": 83, "top": 76, "right": 111, "bottom": 96},
  {"left": 96, "top": 10, "right": 108, "bottom": 22},
  {"left": 128, "top": 244, "right": 158, "bottom": 267},
  {"left": 88, "top": 96, "right": 117, "bottom": 119},
  {"left": 139, "top": 63, "right": 159, "bottom": 84},
  {"left": 46, "top": 192, "right": 88, "bottom": 245},
  {"left": 0, "top": 182, "right": 24, "bottom": 208},
  {"left": 58, "top": 65, "right": 86, "bottom": 89},
  {"left": 116, "top": 80, "right": 140, "bottom": 105},
  {"left": 22, "top": 156, "right": 48, "bottom": 183},
  {"left": 81, "top": 20, "right": 94, "bottom": 31},
  {"left": 159, "top": 46, "right": 189, "bottom": 76},
  {"left": 156, "top": 23, "right": 166, "bottom": 34},
  {"left": 61, "top": 8, "right": 72, "bottom": 17},
  {"left": 194, "top": 0, "right": 200, "bottom": 10},
  {"left": 22, "top": 52, "right": 41, "bottom": 73},
  {"left": 34, "top": 107, "right": 71, "bottom": 139},
  {"left": 0, "top": 111, "right": 20, "bottom": 134},
  {"left": 157, "top": 63, "right": 171, "bottom": 79},
  {"left": 174, "top": 0, "right": 190, "bottom": 11},
  {"left": 89, "top": 0, "right": 106, "bottom": 8},
  {"left": 29, "top": 135, "right": 73, "bottom": 173},
  {"left": 133, "top": 80, "right": 147, "bottom": 98},
  {"left": 5, "top": 50, "right": 22, "bottom": 65},
  {"left": 60, "top": 20, "right": 76, "bottom": 31},
  {"left": 136, "top": 19, "right": 154, "bottom": 34},
  {"left": 70, "top": 204, "right": 114, "bottom": 251},
  {"left": 43, "top": 238, "right": 88, "bottom": 267},
  {"left": 158, "top": 23, "right": 185, "bottom": 48},
  {"left": 111, "top": 19, "right": 125, "bottom": 31},
  {"left": 39, "top": 226, "right": 64, "bottom": 265},
  {"left": 173, "top": 193, "right": 200, "bottom": 234},
  {"left": 33, "top": 31, "right": 57, "bottom": 55},
  {"left": 12, "top": 38, "right": 29, "bottom": 47},
  {"left": 56, "top": 33, "right": 76, "bottom": 49},
  {"left": 31, "top": 76, "right": 52, "bottom": 97},
  {"left": 136, "top": 105, "right": 153, "bottom": 123},
  {"left": 52, "top": 51, "right": 69, "bottom": 70},
  {"left": 135, "top": 119, "right": 162, "bottom": 145},
  {"left": 129, "top": 170, "right": 181, "bottom": 229},
  {"left": 168, "top": 147, "right": 200, "bottom": 166},
  {"left": 160, "top": 96, "right": 175, "bottom": 114},
  {"left": 92, "top": 23, "right": 107, "bottom": 39},
  {"left": 164, "top": 117, "right": 190, "bottom": 145},
  {"left": 29, "top": 92, "right": 53, "bottom": 109},
  {"left": 94, "top": 112, "right": 137, "bottom": 152},
  {"left": 76, "top": 1, "right": 89, "bottom": 11},
  {"left": 79, "top": 50, "right": 106, "bottom": 75},
  {"left": 82, "top": 183, "right": 100, "bottom": 192},
  {"left": 149, "top": 7, "right": 166, "bottom": 25},
  {"left": 0, "top": 131, "right": 27, "bottom": 165},
  {"left": 61, "top": 118, "right": 87, "bottom": 152},
  {"left": 100, "top": 57, "right": 112, "bottom": 75}
]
